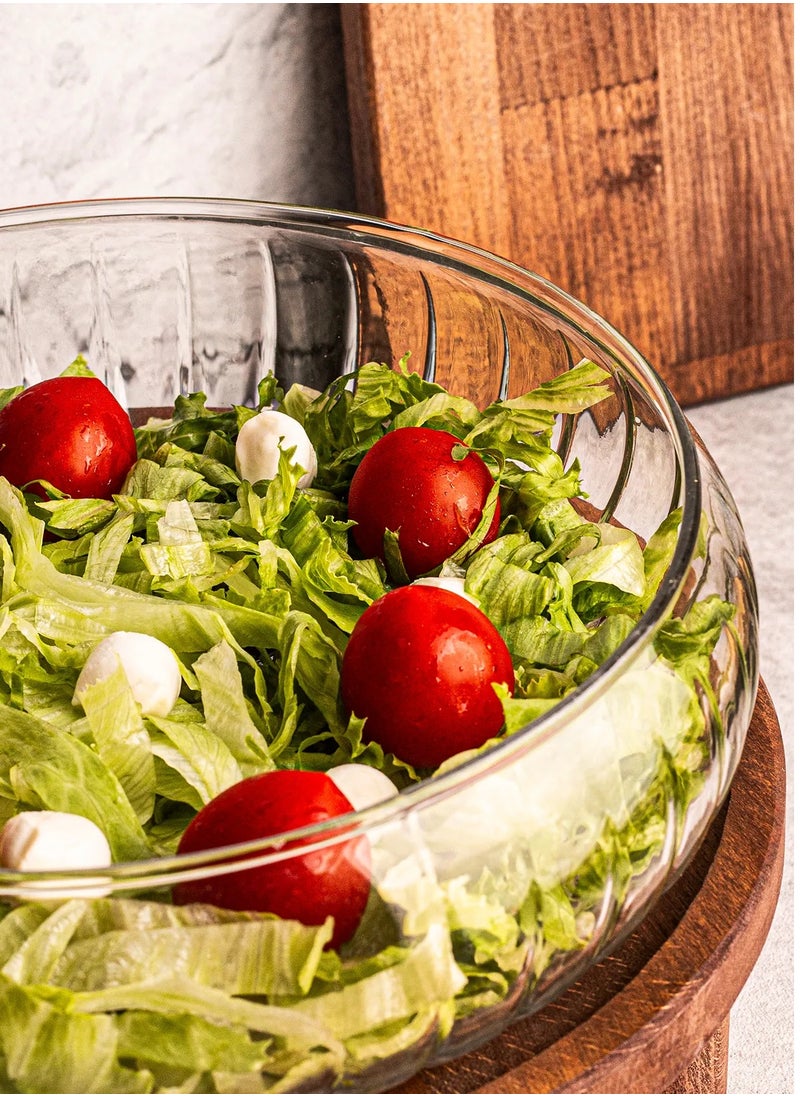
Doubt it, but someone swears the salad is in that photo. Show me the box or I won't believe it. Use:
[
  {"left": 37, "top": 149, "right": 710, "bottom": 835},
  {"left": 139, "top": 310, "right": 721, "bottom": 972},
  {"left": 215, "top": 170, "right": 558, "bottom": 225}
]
[{"left": 0, "top": 355, "right": 732, "bottom": 1093}]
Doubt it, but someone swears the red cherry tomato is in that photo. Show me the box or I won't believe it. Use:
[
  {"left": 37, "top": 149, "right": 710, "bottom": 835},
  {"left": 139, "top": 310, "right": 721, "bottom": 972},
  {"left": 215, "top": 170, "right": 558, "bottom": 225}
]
[
  {"left": 0, "top": 376, "right": 137, "bottom": 500},
  {"left": 340, "top": 585, "right": 515, "bottom": 769},
  {"left": 173, "top": 771, "right": 371, "bottom": 950},
  {"left": 347, "top": 426, "right": 500, "bottom": 579}
]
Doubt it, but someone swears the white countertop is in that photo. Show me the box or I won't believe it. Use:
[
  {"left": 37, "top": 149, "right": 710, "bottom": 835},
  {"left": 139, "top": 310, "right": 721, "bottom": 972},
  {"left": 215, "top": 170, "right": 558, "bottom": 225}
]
[{"left": 686, "top": 385, "right": 794, "bottom": 1094}]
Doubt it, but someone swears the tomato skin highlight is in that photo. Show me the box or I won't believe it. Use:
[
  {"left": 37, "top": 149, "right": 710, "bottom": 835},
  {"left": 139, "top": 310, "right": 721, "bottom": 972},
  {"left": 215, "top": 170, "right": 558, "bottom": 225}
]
[
  {"left": 0, "top": 376, "right": 137, "bottom": 499},
  {"left": 340, "top": 586, "right": 515, "bottom": 769},
  {"left": 347, "top": 426, "right": 500, "bottom": 579},
  {"left": 173, "top": 771, "right": 371, "bottom": 950}
]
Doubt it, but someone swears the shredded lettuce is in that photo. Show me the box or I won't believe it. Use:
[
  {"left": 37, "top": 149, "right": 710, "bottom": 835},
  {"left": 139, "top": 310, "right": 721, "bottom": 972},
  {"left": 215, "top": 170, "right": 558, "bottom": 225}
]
[{"left": 0, "top": 357, "right": 735, "bottom": 1093}]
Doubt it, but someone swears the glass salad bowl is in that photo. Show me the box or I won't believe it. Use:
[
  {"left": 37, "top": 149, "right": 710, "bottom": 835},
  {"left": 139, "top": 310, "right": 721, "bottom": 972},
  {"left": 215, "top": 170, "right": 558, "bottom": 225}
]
[{"left": 0, "top": 198, "right": 758, "bottom": 1094}]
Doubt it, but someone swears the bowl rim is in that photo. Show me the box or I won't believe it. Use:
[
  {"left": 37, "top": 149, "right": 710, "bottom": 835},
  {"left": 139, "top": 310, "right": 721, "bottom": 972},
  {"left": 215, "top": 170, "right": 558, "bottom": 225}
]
[{"left": 0, "top": 196, "right": 703, "bottom": 884}]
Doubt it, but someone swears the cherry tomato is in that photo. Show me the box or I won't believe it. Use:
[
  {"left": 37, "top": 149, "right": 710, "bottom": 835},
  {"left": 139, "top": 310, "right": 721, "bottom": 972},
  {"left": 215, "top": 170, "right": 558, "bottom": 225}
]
[
  {"left": 347, "top": 426, "right": 500, "bottom": 579},
  {"left": 173, "top": 771, "right": 371, "bottom": 950},
  {"left": 0, "top": 376, "right": 137, "bottom": 499},
  {"left": 340, "top": 585, "right": 515, "bottom": 769}
]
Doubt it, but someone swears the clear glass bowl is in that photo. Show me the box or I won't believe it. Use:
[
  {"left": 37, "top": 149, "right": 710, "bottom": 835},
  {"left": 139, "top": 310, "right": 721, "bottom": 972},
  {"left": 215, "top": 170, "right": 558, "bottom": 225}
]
[{"left": 0, "top": 198, "right": 758, "bottom": 1093}]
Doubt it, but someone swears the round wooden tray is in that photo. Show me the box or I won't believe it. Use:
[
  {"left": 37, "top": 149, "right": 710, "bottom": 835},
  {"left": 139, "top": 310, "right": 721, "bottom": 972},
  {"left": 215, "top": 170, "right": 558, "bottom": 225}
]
[{"left": 394, "top": 679, "right": 785, "bottom": 1094}]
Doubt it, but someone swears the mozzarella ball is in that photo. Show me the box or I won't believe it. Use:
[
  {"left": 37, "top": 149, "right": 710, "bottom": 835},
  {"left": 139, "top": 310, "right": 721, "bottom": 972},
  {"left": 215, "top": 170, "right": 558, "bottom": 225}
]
[
  {"left": 73, "top": 631, "right": 182, "bottom": 718},
  {"left": 412, "top": 574, "right": 480, "bottom": 606},
  {"left": 235, "top": 409, "right": 318, "bottom": 488},
  {"left": 0, "top": 811, "right": 112, "bottom": 898},
  {"left": 328, "top": 764, "right": 399, "bottom": 812}
]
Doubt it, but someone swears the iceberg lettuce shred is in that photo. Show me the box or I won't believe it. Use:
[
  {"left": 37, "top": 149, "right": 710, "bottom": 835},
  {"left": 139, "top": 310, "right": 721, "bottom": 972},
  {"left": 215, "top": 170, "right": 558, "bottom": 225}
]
[{"left": 0, "top": 357, "right": 734, "bottom": 1092}]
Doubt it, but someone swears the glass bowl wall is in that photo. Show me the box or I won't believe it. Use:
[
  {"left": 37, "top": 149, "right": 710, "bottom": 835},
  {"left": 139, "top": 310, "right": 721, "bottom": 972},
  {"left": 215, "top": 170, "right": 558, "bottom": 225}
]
[{"left": 0, "top": 199, "right": 758, "bottom": 1094}]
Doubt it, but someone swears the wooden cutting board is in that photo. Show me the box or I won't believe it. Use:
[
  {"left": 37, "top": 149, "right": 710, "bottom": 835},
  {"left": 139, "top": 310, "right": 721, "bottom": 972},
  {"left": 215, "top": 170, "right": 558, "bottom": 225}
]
[{"left": 341, "top": 3, "right": 793, "bottom": 407}]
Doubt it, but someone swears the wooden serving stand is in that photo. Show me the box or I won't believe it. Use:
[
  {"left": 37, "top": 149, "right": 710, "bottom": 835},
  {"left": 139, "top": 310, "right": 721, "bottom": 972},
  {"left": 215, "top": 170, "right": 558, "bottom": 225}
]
[{"left": 390, "top": 681, "right": 785, "bottom": 1094}]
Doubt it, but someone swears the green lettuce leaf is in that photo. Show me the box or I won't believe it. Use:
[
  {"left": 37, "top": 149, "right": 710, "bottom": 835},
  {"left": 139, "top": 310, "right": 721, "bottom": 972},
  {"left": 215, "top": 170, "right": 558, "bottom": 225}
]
[
  {"left": 0, "top": 974, "right": 152, "bottom": 1093},
  {"left": 0, "top": 705, "right": 151, "bottom": 861}
]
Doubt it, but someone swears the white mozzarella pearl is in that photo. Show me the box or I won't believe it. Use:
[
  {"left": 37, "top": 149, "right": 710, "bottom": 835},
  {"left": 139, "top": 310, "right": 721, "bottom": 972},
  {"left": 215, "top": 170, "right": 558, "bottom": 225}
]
[
  {"left": 412, "top": 575, "right": 480, "bottom": 606},
  {"left": 0, "top": 811, "right": 112, "bottom": 898},
  {"left": 235, "top": 408, "right": 318, "bottom": 488},
  {"left": 328, "top": 764, "right": 399, "bottom": 812},
  {"left": 73, "top": 631, "right": 181, "bottom": 718}
]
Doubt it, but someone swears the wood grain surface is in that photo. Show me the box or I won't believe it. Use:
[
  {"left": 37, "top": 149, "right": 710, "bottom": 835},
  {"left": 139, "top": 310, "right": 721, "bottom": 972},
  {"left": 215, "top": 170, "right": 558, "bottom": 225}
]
[
  {"left": 341, "top": 3, "right": 793, "bottom": 407},
  {"left": 389, "top": 680, "right": 785, "bottom": 1094}
]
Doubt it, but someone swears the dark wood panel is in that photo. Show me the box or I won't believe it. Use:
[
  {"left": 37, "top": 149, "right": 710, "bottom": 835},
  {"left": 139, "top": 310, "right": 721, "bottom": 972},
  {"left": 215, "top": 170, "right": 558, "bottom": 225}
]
[
  {"left": 500, "top": 72, "right": 675, "bottom": 377},
  {"left": 341, "top": 3, "right": 794, "bottom": 407},
  {"left": 342, "top": 4, "right": 512, "bottom": 258},
  {"left": 495, "top": 3, "right": 657, "bottom": 107},
  {"left": 657, "top": 3, "right": 794, "bottom": 364}
]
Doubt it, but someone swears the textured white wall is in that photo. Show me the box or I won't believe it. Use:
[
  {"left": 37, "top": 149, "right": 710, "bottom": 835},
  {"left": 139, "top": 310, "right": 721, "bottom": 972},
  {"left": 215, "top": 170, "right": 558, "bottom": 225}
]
[{"left": 0, "top": 3, "right": 355, "bottom": 211}]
